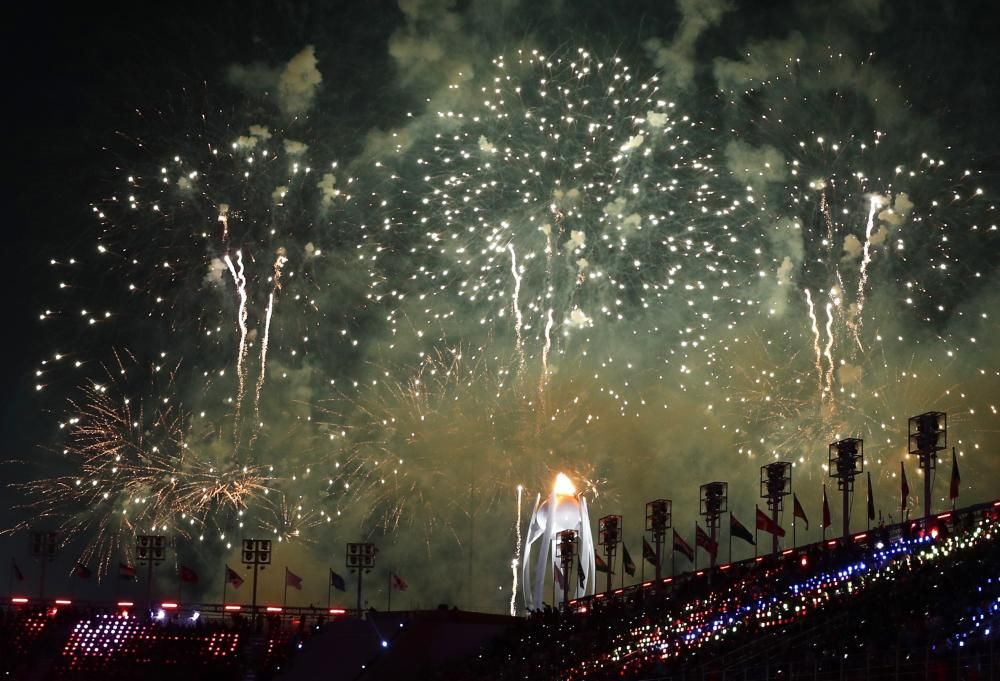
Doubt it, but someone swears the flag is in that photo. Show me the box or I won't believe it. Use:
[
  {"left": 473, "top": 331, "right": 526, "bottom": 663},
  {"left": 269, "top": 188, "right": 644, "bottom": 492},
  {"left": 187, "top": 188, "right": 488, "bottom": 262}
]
[
  {"left": 225, "top": 564, "right": 244, "bottom": 589},
  {"left": 622, "top": 544, "right": 636, "bottom": 577},
  {"left": 119, "top": 562, "right": 136, "bottom": 580},
  {"left": 553, "top": 563, "right": 566, "bottom": 591},
  {"left": 285, "top": 568, "right": 303, "bottom": 590},
  {"left": 73, "top": 563, "right": 92, "bottom": 579},
  {"left": 578, "top": 564, "right": 586, "bottom": 589},
  {"left": 11, "top": 559, "right": 24, "bottom": 582},
  {"left": 901, "top": 461, "right": 910, "bottom": 511},
  {"left": 594, "top": 553, "right": 612, "bottom": 574},
  {"left": 793, "top": 494, "right": 809, "bottom": 530},
  {"left": 642, "top": 537, "right": 659, "bottom": 566},
  {"left": 179, "top": 565, "right": 199, "bottom": 584},
  {"left": 330, "top": 570, "right": 347, "bottom": 592},
  {"left": 822, "top": 485, "right": 832, "bottom": 529},
  {"left": 391, "top": 573, "right": 409, "bottom": 591},
  {"left": 755, "top": 508, "right": 786, "bottom": 538},
  {"left": 672, "top": 530, "right": 694, "bottom": 562},
  {"left": 867, "top": 472, "right": 876, "bottom": 521},
  {"left": 730, "top": 513, "right": 755, "bottom": 545},
  {"left": 949, "top": 449, "right": 961, "bottom": 501},
  {"left": 695, "top": 524, "right": 718, "bottom": 559}
]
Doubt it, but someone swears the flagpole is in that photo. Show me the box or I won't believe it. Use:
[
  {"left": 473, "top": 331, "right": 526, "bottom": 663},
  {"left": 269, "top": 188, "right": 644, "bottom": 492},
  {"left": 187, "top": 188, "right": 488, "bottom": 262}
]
[
  {"left": 793, "top": 506, "right": 797, "bottom": 549},
  {"left": 670, "top": 531, "right": 675, "bottom": 578},
  {"left": 283, "top": 567, "right": 288, "bottom": 608},
  {"left": 693, "top": 522, "right": 697, "bottom": 572},
  {"left": 728, "top": 513, "right": 733, "bottom": 564},
  {"left": 387, "top": 571, "right": 392, "bottom": 612},
  {"left": 7, "top": 558, "right": 12, "bottom": 597},
  {"left": 754, "top": 505, "right": 759, "bottom": 558},
  {"left": 822, "top": 487, "right": 827, "bottom": 542},
  {"left": 867, "top": 473, "right": 872, "bottom": 531},
  {"left": 952, "top": 447, "right": 957, "bottom": 511},
  {"left": 640, "top": 544, "right": 644, "bottom": 585},
  {"left": 222, "top": 566, "right": 228, "bottom": 606},
  {"left": 328, "top": 570, "right": 332, "bottom": 610}
]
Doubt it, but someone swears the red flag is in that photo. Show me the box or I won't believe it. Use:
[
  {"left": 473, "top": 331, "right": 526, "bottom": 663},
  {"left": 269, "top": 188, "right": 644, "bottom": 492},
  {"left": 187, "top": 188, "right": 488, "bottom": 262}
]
[
  {"left": 179, "top": 565, "right": 198, "bottom": 584},
  {"left": 695, "top": 524, "right": 718, "bottom": 558},
  {"left": 11, "top": 559, "right": 24, "bottom": 582},
  {"left": 901, "top": 462, "right": 910, "bottom": 512},
  {"left": 822, "top": 485, "right": 832, "bottom": 529},
  {"left": 119, "top": 562, "right": 136, "bottom": 580},
  {"left": 225, "top": 564, "right": 244, "bottom": 589},
  {"left": 756, "top": 508, "right": 786, "bottom": 538},
  {"left": 594, "top": 553, "right": 612, "bottom": 574},
  {"left": 285, "top": 568, "right": 303, "bottom": 590},
  {"left": 793, "top": 494, "right": 809, "bottom": 530},
  {"left": 73, "top": 563, "right": 92, "bottom": 579},
  {"left": 949, "top": 449, "right": 961, "bottom": 501},
  {"left": 672, "top": 530, "right": 694, "bottom": 562},
  {"left": 391, "top": 573, "right": 409, "bottom": 591},
  {"left": 867, "top": 472, "right": 876, "bottom": 521}
]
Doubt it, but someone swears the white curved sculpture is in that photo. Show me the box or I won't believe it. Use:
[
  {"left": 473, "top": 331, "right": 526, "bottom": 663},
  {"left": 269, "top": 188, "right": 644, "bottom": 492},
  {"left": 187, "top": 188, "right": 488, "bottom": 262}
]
[{"left": 521, "top": 473, "right": 595, "bottom": 611}]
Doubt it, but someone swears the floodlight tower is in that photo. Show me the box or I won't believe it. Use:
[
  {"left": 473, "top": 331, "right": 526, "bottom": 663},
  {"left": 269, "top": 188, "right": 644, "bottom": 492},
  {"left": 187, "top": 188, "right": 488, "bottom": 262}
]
[
  {"left": 760, "top": 462, "right": 791, "bottom": 556},
  {"left": 597, "top": 515, "right": 621, "bottom": 593},
  {"left": 241, "top": 538, "right": 271, "bottom": 627},
  {"left": 136, "top": 534, "right": 166, "bottom": 613},
  {"left": 645, "top": 500, "right": 671, "bottom": 580},
  {"left": 828, "top": 439, "right": 863, "bottom": 540},
  {"left": 699, "top": 483, "right": 727, "bottom": 568},
  {"left": 29, "top": 531, "right": 58, "bottom": 600},
  {"left": 346, "top": 542, "right": 376, "bottom": 615},
  {"left": 908, "top": 411, "right": 946, "bottom": 520},
  {"left": 556, "top": 530, "right": 578, "bottom": 610}
]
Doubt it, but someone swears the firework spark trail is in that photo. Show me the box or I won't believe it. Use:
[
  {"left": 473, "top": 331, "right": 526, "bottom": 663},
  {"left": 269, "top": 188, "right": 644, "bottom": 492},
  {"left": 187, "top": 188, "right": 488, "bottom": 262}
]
[
  {"left": 539, "top": 308, "right": 554, "bottom": 418},
  {"left": 823, "top": 301, "right": 836, "bottom": 397},
  {"left": 508, "top": 244, "right": 526, "bottom": 377},
  {"left": 218, "top": 204, "right": 230, "bottom": 241},
  {"left": 510, "top": 484, "right": 523, "bottom": 616},
  {"left": 852, "top": 195, "right": 882, "bottom": 350},
  {"left": 223, "top": 251, "right": 250, "bottom": 445},
  {"left": 804, "top": 288, "right": 825, "bottom": 398},
  {"left": 252, "top": 252, "right": 289, "bottom": 434}
]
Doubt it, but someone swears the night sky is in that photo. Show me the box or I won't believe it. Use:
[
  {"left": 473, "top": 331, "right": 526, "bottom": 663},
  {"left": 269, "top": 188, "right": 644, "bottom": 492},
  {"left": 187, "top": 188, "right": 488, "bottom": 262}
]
[{"left": 3, "top": 1, "right": 999, "bottom": 612}]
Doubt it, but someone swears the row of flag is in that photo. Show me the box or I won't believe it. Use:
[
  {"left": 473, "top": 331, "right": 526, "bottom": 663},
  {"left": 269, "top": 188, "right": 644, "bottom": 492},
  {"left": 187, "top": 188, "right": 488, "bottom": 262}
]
[
  {"left": 9, "top": 560, "right": 411, "bottom": 595},
  {"left": 576, "top": 451, "right": 962, "bottom": 575}
]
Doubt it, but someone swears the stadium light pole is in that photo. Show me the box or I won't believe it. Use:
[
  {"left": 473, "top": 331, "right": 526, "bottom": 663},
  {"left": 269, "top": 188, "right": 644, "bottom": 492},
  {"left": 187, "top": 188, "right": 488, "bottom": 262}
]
[
  {"left": 597, "top": 515, "right": 621, "bottom": 594},
  {"left": 136, "top": 534, "right": 166, "bottom": 614},
  {"left": 699, "top": 483, "right": 727, "bottom": 568},
  {"left": 555, "top": 529, "right": 577, "bottom": 611},
  {"left": 29, "top": 530, "right": 58, "bottom": 600},
  {"left": 908, "top": 411, "right": 946, "bottom": 520},
  {"left": 241, "top": 539, "right": 271, "bottom": 629},
  {"left": 760, "top": 463, "right": 791, "bottom": 556},
  {"left": 645, "top": 500, "right": 671, "bottom": 580},
  {"left": 828, "top": 439, "right": 863, "bottom": 540},
  {"left": 346, "top": 542, "right": 375, "bottom": 616}
]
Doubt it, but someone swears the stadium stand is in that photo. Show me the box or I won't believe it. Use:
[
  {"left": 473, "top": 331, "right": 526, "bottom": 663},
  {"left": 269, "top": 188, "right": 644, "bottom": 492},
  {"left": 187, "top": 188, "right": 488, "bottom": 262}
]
[{"left": 1, "top": 501, "right": 997, "bottom": 679}]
